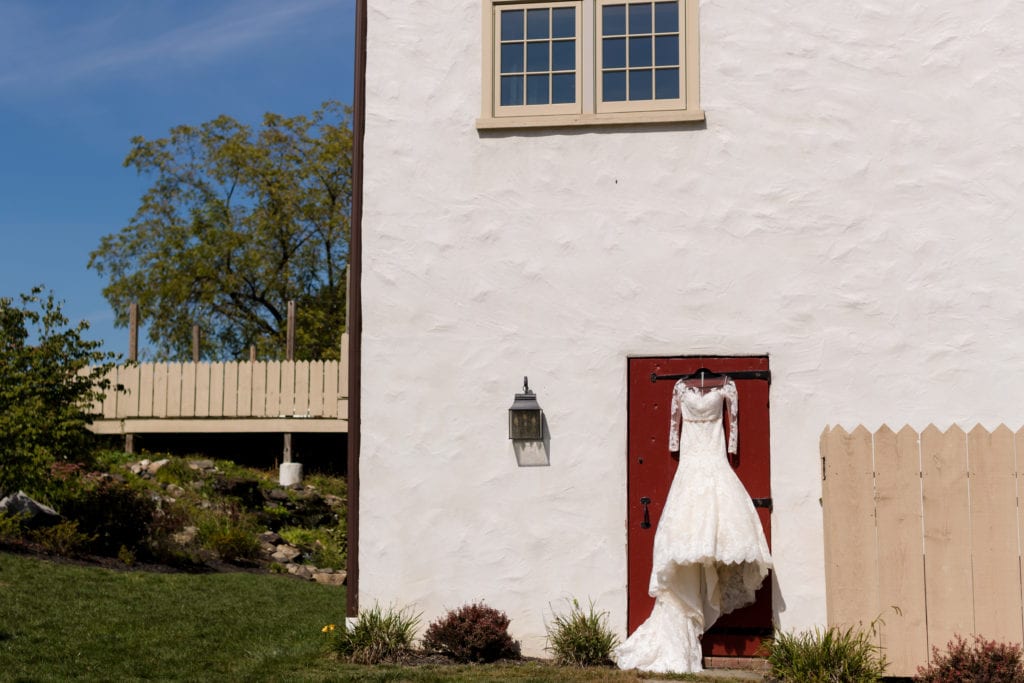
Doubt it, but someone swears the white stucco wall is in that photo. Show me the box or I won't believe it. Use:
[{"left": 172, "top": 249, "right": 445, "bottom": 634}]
[{"left": 359, "top": 0, "right": 1024, "bottom": 655}]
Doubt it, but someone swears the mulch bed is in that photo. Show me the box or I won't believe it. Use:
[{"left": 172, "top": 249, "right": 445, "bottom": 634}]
[{"left": 385, "top": 649, "right": 555, "bottom": 668}]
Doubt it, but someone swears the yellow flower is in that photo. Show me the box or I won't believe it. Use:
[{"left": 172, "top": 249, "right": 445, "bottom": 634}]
[{"left": 321, "top": 624, "right": 336, "bottom": 633}]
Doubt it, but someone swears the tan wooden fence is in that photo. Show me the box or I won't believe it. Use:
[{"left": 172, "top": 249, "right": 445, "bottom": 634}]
[
  {"left": 821, "top": 424, "right": 1024, "bottom": 676},
  {"left": 88, "top": 336, "right": 349, "bottom": 434}
]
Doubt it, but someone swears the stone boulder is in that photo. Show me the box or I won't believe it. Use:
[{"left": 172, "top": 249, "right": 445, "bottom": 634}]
[
  {"left": 313, "top": 571, "right": 347, "bottom": 586},
  {"left": 0, "top": 491, "right": 61, "bottom": 528},
  {"left": 271, "top": 544, "right": 302, "bottom": 563}
]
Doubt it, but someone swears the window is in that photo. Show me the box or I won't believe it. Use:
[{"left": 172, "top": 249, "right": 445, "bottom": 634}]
[
  {"left": 495, "top": 3, "right": 582, "bottom": 115},
  {"left": 480, "top": 0, "right": 701, "bottom": 129}
]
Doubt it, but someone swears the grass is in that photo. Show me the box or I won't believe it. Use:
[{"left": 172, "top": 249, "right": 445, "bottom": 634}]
[
  {"left": 0, "top": 551, "right": 758, "bottom": 682},
  {"left": 765, "top": 623, "right": 887, "bottom": 682},
  {"left": 545, "top": 598, "right": 620, "bottom": 667},
  {"left": 0, "top": 551, "right": 344, "bottom": 681}
]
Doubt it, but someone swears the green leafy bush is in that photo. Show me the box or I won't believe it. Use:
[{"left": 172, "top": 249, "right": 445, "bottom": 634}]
[
  {"left": 153, "top": 457, "right": 200, "bottom": 487},
  {"left": 28, "top": 520, "right": 96, "bottom": 556},
  {"left": 196, "top": 507, "right": 260, "bottom": 564},
  {"left": 56, "top": 479, "right": 157, "bottom": 557},
  {"left": 278, "top": 525, "right": 345, "bottom": 569},
  {"left": 546, "top": 598, "right": 620, "bottom": 667},
  {"left": 304, "top": 473, "right": 347, "bottom": 499},
  {"left": 0, "top": 512, "right": 26, "bottom": 541},
  {"left": 327, "top": 604, "right": 420, "bottom": 664},
  {"left": 0, "top": 287, "right": 115, "bottom": 499},
  {"left": 766, "top": 624, "right": 887, "bottom": 682},
  {"left": 423, "top": 602, "right": 521, "bottom": 663},
  {"left": 916, "top": 634, "right": 1024, "bottom": 682},
  {"left": 91, "top": 449, "right": 138, "bottom": 472}
]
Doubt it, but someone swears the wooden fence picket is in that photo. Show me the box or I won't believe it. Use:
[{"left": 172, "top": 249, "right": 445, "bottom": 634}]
[
  {"left": 921, "top": 424, "right": 973, "bottom": 652},
  {"left": 969, "top": 424, "right": 1022, "bottom": 644},
  {"left": 873, "top": 425, "right": 927, "bottom": 672},
  {"left": 138, "top": 363, "right": 155, "bottom": 416},
  {"left": 88, "top": 351, "right": 349, "bottom": 427},
  {"left": 822, "top": 425, "right": 879, "bottom": 633}
]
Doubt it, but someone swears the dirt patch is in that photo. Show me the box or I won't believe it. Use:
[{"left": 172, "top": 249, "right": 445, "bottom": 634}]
[{"left": 388, "top": 649, "right": 554, "bottom": 668}]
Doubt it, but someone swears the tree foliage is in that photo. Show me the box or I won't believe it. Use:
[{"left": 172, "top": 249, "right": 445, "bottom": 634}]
[
  {"left": 89, "top": 101, "right": 352, "bottom": 360},
  {"left": 0, "top": 287, "right": 115, "bottom": 499}
]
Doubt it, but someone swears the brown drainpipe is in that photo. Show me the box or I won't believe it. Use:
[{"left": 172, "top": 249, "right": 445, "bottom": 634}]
[{"left": 346, "top": 0, "right": 367, "bottom": 618}]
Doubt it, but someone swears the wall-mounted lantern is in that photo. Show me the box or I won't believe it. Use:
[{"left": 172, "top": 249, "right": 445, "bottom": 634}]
[{"left": 508, "top": 376, "right": 543, "bottom": 440}]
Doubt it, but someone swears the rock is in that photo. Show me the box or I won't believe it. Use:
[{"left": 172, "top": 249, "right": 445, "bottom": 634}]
[
  {"left": 166, "top": 484, "right": 185, "bottom": 498},
  {"left": 148, "top": 459, "right": 170, "bottom": 474},
  {"left": 129, "top": 462, "right": 145, "bottom": 475},
  {"left": 266, "top": 488, "right": 290, "bottom": 501},
  {"left": 259, "top": 531, "right": 283, "bottom": 545},
  {"left": 0, "top": 491, "right": 60, "bottom": 528},
  {"left": 314, "top": 571, "right": 347, "bottom": 586},
  {"left": 172, "top": 526, "right": 198, "bottom": 545},
  {"left": 271, "top": 544, "right": 301, "bottom": 563},
  {"left": 211, "top": 476, "right": 262, "bottom": 508},
  {"left": 260, "top": 542, "right": 277, "bottom": 555},
  {"left": 188, "top": 459, "right": 215, "bottom": 471},
  {"left": 323, "top": 494, "right": 344, "bottom": 508},
  {"left": 286, "top": 563, "right": 313, "bottom": 580}
]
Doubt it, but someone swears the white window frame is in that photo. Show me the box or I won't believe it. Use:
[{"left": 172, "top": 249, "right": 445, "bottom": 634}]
[{"left": 479, "top": 0, "right": 702, "bottom": 130}]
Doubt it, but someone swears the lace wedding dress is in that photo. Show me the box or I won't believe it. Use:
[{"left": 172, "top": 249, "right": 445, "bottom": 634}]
[{"left": 614, "top": 376, "right": 772, "bottom": 674}]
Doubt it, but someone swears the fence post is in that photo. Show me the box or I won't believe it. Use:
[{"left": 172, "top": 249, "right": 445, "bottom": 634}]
[{"left": 125, "top": 303, "right": 139, "bottom": 455}]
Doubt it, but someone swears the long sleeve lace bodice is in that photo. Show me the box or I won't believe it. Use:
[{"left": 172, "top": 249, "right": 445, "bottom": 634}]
[{"left": 668, "top": 377, "right": 738, "bottom": 454}]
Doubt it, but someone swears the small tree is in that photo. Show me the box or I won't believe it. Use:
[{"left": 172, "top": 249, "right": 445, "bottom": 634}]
[{"left": 0, "top": 287, "right": 116, "bottom": 499}]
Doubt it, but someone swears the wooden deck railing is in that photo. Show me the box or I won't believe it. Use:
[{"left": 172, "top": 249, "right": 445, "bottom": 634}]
[{"left": 88, "top": 335, "right": 348, "bottom": 434}]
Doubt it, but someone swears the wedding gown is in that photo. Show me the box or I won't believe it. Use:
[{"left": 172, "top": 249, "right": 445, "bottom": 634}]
[{"left": 614, "top": 376, "right": 772, "bottom": 674}]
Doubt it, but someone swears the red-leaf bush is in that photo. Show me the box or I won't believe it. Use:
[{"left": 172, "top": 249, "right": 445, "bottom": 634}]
[
  {"left": 422, "top": 602, "right": 521, "bottom": 663},
  {"left": 916, "top": 634, "right": 1024, "bottom": 682}
]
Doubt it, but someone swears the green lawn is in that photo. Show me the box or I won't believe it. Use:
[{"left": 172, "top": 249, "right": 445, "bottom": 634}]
[
  {"left": 0, "top": 552, "right": 756, "bottom": 682},
  {"left": 0, "top": 551, "right": 345, "bottom": 681}
]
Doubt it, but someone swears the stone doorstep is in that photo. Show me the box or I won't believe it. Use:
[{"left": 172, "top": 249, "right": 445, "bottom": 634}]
[{"left": 702, "top": 656, "right": 769, "bottom": 681}]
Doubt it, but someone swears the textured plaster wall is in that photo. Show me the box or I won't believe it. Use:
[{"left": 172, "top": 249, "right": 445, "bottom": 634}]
[{"left": 360, "top": 0, "right": 1024, "bottom": 655}]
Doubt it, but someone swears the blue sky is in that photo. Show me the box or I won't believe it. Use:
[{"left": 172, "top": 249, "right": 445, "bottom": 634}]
[{"left": 0, "top": 0, "right": 355, "bottom": 357}]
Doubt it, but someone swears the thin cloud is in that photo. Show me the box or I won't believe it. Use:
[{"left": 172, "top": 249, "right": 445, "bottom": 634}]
[{"left": 0, "top": 0, "right": 349, "bottom": 91}]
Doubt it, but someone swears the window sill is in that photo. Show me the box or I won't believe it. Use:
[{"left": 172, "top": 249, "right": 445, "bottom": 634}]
[{"left": 476, "top": 108, "right": 705, "bottom": 130}]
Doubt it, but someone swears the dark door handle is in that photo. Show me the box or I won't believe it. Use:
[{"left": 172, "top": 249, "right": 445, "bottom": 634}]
[{"left": 640, "top": 497, "right": 651, "bottom": 529}]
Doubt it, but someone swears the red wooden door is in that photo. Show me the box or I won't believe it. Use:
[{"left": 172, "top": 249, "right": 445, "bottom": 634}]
[{"left": 627, "top": 356, "right": 772, "bottom": 658}]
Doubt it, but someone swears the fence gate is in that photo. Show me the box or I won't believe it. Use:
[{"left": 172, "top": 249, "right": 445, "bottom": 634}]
[{"left": 821, "top": 424, "right": 1024, "bottom": 677}]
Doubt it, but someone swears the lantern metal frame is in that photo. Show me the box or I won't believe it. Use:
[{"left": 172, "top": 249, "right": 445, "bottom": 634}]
[{"left": 508, "top": 376, "right": 544, "bottom": 440}]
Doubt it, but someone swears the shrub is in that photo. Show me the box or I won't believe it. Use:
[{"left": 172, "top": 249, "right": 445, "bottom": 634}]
[
  {"left": 0, "top": 512, "right": 26, "bottom": 541},
  {"left": 423, "top": 602, "right": 521, "bottom": 663},
  {"left": 195, "top": 507, "right": 260, "bottom": 564},
  {"left": 56, "top": 479, "right": 157, "bottom": 557},
  {"left": 28, "top": 520, "right": 96, "bottom": 556},
  {"left": 278, "top": 525, "right": 345, "bottom": 569},
  {"left": 766, "top": 624, "right": 887, "bottom": 682},
  {"left": 328, "top": 604, "right": 420, "bottom": 664},
  {"left": 153, "top": 457, "right": 200, "bottom": 487},
  {"left": 916, "top": 634, "right": 1024, "bottom": 682},
  {"left": 0, "top": 287, "right": 115, "bottom": 500},
  {"left": 546, "top": 598, "right": 620, "bottom": 667}
]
